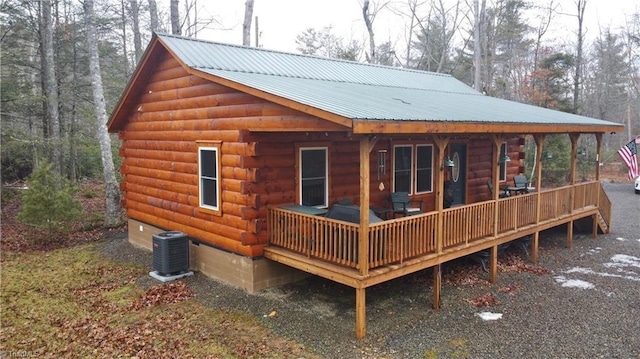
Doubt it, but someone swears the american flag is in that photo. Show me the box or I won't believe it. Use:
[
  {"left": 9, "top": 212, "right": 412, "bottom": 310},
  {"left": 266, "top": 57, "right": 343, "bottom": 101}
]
[{"left": 617, "top": 139, "right": 638, "bottom": 180}]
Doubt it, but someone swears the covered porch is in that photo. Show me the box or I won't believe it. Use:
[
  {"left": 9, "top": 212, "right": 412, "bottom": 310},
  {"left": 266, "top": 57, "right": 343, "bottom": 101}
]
[{"left": 264, "top": 132, "right": 613, "bottom": 339}]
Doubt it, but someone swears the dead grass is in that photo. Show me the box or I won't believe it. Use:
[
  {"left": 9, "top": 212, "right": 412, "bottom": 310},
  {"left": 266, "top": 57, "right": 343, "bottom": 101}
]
[{"left": 0, "top": 244, "right": 320, "bottom": 358}]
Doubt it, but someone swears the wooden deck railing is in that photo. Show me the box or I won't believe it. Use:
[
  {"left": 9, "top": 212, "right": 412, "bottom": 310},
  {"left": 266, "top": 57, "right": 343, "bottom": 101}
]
[
  {"left": 443, "top": 201, "right": 495, "bottom": 248},
  {"left": 267, "top": 181, "right": 606, "bottom": 270},
  {"left": 598, "top": 182, "right": 612, "bottom": 228}
]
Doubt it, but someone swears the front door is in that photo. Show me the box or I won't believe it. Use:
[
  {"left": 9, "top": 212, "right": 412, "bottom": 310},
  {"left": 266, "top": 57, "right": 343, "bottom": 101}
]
[{"left": 449, "top": 143, "right": 467, "bottom": 206}]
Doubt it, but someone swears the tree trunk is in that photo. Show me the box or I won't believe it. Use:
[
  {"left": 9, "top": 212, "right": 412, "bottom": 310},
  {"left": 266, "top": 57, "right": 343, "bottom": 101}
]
[
  {"left": 243, "top": 0, "right": 254, "bottom": 46},
  {"left": 41, "top": 0, "right": 61, "bottom": 174},
  {"left": 170, "top": 0, "right": 181, "bottom": 35},
  {"left": 148, "top": 0, "right": 159, "bottom": 33},
  {"left": 83, "top": 0, "right": 123, "bottom": 228},
  {"left": 130, "top": 0, "right": 142, "bottom": 62},
  {"left": 362, "top": 0, "right": 376, "bottom": 63},
  {"left": 70, "top": 15, "right": 79, "bottom": 181},
  {"left": 120, "top": 0, "right": 129, "bottom": 76},
  {"left": 573, "top": 0, "right": 586, "bottom": 114},
  {"left": 473, "top": 0, "right": 486, "bottom": 92}
]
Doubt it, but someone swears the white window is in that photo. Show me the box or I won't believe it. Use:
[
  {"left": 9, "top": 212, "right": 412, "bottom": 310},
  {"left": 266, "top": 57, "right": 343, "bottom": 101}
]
[
  {"left": 300, "top": 147, "right": 328, "bottom": 207},
  {"left": 199, "top": 146, "right": 220, "bottom": 211},
  {"left": 394, "top": 145, "right": 413, "bottom": 193},
  {"left": 394, "top": 144, "right": 434, "bottom": 194},
  {"left": 416, "top": 145, "right": 434, "bottom": 193},
  {"left": 499, "top": 142, "right": 507, "bottom": 182}
]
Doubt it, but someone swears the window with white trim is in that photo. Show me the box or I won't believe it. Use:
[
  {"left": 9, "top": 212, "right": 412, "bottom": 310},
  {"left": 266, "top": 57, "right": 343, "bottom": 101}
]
[
  {"left": 199, "top": 146, "right": 220, "bottom": 211},
  {"left": 416, "top": 145, "right": 434, "bottom": 193},
  {"left": 300, "top": 147, "right": 328, "bottom": 207},
  {"left": 394, "top": 145, "right": 413, "bottom": 193},
  {"left": 499, "top": 142, "right": 507, "bottom": 182}
]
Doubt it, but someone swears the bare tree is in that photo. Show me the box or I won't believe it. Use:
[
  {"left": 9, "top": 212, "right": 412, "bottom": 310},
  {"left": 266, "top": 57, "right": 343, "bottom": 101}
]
[
  {"left": 361, "top": 1, "right": 389, "bottom": 64},
  {"left": 532, "top": 1, "right": 557, "bottom": 71},
  {"left": 130, "top": 0, "right": 142, "bottom": 61},
  {"left": 82, "top": 0, "right": 123, "bottom": 228},
  {"left": 40, "top": 0, "right": 61, "bottom": 173},
  {"left": 148, "top": 0, "right": 159, "bottom": 33},
  {"left": 120, "top": 0, "right": 129, "bottom": 75},
  {"left": 473, "top": 0, "right": 486, "bottom": 92},
  {"left": 362, "top": 0, "right": 376, "bottom": 63},
  {"left": 243, "top": 0, "right": 254, "bottom": 46},
  {"left": 170, "top": 0, "right": 180, "bottom": 35},
  {"left": 573, "top": 0, "right": 587, "bottom": 113}
]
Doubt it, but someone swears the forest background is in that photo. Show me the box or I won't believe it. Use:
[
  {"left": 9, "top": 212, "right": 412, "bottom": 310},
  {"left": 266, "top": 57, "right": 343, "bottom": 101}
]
[{"left": 1, "top": 0, "right": 639, "bottom": 228}]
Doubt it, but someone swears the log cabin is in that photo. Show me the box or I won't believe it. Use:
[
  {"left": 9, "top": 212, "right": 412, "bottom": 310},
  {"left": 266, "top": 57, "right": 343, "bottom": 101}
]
[{"left": 108, "top": 33, "right": 623, "bottom": 338}]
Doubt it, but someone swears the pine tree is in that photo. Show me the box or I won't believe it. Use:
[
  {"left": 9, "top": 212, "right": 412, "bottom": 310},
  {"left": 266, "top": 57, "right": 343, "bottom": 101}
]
[{"left": 17, "top": 162, "right": 82, "bottom": 242}]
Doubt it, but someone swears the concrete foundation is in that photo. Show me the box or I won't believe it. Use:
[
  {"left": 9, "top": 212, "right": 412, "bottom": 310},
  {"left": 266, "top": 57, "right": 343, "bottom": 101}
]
[{"left": 128, "top": 218, "right": 308, "bottom": 293}]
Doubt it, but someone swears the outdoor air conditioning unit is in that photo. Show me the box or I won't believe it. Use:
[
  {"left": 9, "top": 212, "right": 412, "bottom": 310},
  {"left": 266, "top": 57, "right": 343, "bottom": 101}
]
[{"left": 150, "top": 231, "right": 193, "bottom": 281}]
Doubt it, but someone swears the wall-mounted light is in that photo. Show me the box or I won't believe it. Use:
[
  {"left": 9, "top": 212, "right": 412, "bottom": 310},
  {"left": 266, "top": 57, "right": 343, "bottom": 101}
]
[
  {"left": 441, "top": 157, "right": 455, "bottom": 170},
  {"left": 501, "top": 154, "right": 511, "bottom": 163}
]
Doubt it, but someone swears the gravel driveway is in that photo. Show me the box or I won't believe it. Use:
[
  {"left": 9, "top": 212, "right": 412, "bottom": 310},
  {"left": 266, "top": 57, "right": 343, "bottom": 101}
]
[{"left": 102, "top": 182, "right": 640, "bottom": 358}]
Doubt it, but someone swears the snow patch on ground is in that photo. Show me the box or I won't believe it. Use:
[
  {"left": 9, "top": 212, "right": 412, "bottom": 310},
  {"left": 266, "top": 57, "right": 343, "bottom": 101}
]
[
  {"left": 608, "top": 254, "right": 640, "bottom": 268},
  {"left": 554, "top": 276, "right": 595, "bottom": 289},
  {"left": 476, "top": 312, "right": 503, "bottom": 321},
  {"left": 615, "top": 237, "right": 626, "bottom": 241}
]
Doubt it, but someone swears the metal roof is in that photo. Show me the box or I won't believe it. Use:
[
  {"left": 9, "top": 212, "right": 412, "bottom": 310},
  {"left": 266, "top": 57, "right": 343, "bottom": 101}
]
[{"left": 156, "top": 33, "right": 621, "bottom": 129}]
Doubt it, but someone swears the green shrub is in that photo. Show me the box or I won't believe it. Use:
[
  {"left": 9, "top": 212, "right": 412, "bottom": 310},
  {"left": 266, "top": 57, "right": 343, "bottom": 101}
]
[{"left": 17, "top": 162, "right": 82, "bottom": 243}]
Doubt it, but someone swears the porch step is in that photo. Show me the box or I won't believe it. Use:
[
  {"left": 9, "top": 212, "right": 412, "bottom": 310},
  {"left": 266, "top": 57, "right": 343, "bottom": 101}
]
[{"left": 596, "top": 211, "right": 609, "bottom": 234}]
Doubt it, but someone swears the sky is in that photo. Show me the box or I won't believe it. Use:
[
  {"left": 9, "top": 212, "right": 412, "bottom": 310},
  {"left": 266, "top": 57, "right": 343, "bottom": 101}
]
[{"left": 196, "top": 0, "right": 640, "bottom": 55}]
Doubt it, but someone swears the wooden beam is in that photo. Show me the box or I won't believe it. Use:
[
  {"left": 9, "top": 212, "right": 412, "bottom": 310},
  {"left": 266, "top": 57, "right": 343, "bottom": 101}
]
[
  {"left": 533, "top": 134, "right": 545, "bottom": 224},
  {"left": 433, "top": 136, "right": 449, "bottom": 254},
  {"left": 490, "top": 135, "right": 503, "bottom": 238},
  {"left": 489, "top": 245, "right": 498, "bottom": 283},
  {"left": 532, "top": 232, "right": 539, "bottom": 264},
  {"left": 432, "top": 264, "right": 441, "bottom": 309},
  {"left": 359, "top": 136, "right": 370, "bottom": 276},
  {"left": 355, "top": 288, "right": 366, "bottom": 339},
  {"left": 532, "top": 134, "right": 545, "bottom": 265},
  {"left": 567, "top": 133, "right": 579, "bottom": 249},
  {"left": 595, "top": 133, "right": 603, "bottom": 181},
  {"left": 352, "top": 120, "right": 623, "bottom": 136}
]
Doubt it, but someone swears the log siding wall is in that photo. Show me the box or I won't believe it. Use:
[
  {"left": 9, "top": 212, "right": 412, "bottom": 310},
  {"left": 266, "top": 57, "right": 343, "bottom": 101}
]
[
  {"left": 119, "top": 52, "right": 335, "bottom": 257},
  {"left": 118, "top": 51, "right": 524, "bottom": 259}
]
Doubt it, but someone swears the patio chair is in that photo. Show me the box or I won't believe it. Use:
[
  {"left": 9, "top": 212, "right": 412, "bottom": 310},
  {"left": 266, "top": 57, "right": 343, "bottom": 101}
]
[
  {"left": 390, "top": 192, "right": 423, "bottom": 218},
  {"left": 487, "top": 181, "right": 508, "bottom": 199},
  {"left": 513, "top": 175, "right": 529, "bottom": 191}
]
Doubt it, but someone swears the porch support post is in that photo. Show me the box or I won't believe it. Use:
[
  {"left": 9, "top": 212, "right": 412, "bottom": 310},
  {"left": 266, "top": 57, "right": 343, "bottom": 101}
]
[
  {"left": 489, "top": 245, "right": 498, "bottom": 283},
  {"left": 567, "top": 133, "right": 580, "bottom": 249},
  {"left": 532, "top": 232, "right": 540, "bottom": 264},
  {"left": 433, "top": 135, "right": 450, "bottom": 255},
  {"left": 532, "top": 134, "right": 546, "bottom": 264},
  {"left": 433, "top": 264, "right": 441, "bottom": 309},
  {"left": 355, "top": 136, "right": 374, "bottom": 340},
  {"left": 593, "top": 133, "right": 603, "bottom": 238},
  {"left": 595, "top": 133, "right": 603, "bottom": 181},
  {"left": 490, "top": 135, "right": 504, "bottom": 239},
  {"left": 355, "top": 287, "right": 366, "bottom": 339},
  {"left": 358, "top": 136, "right": 373, "bottom": 276}
]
